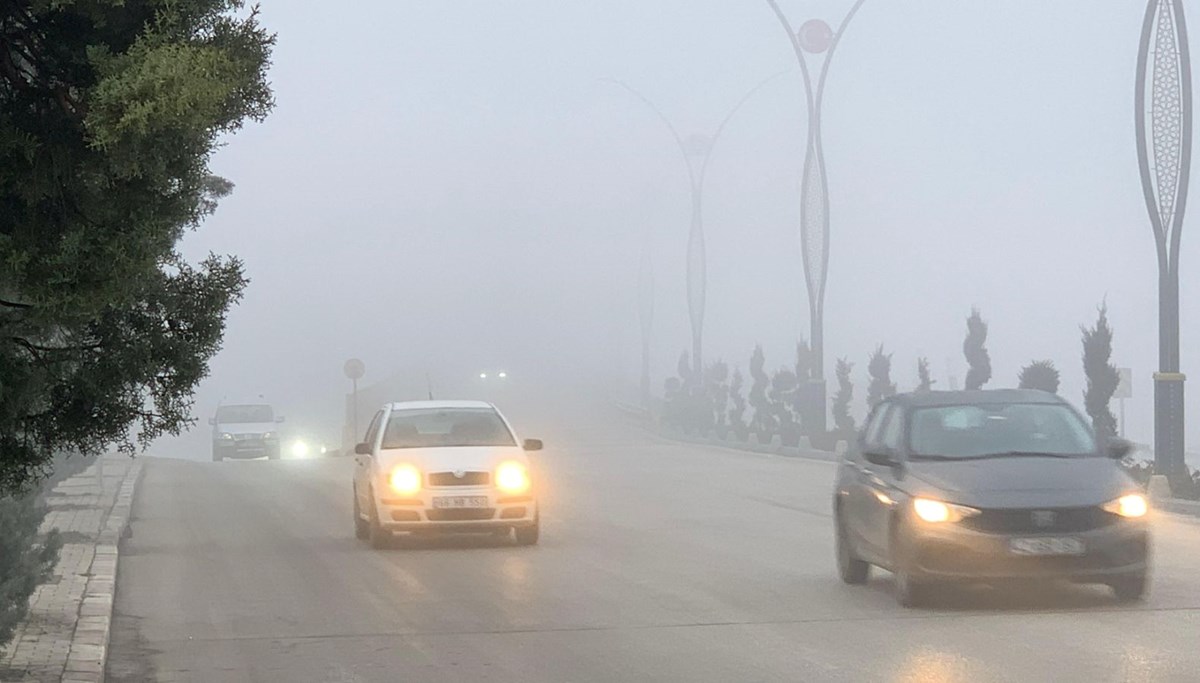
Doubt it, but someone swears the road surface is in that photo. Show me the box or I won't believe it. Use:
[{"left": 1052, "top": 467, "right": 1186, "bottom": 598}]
[{"left": 108, "top": 407, "right": 1200, "bottom": 682}]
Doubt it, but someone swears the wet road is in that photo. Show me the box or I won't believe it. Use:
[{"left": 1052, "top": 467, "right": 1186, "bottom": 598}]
[{"left": 108, "top": 412, "right": 1200, "bottom": 682}]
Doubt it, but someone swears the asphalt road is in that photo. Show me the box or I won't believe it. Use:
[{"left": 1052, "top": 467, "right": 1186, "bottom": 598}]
[{"left": 108, "top": 409, "right": 1200, "bottom": 682}]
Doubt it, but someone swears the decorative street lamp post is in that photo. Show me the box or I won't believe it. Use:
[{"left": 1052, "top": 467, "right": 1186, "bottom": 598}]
[
  {"left": 1136, "top": 0, "right": 1192, "bottom": 488},
  {"left": 607, "top": 73, "right": 786, "bottom": 380},
  {"left": 764, "top": 0, "right": 868, "bottom": 435}
]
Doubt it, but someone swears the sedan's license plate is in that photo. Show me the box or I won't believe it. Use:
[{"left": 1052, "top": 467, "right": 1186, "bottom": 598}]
[
  {"left": 1009, "top": 537, "right": 1085, "bottom": 556},
  {"left": 433, "top": 496, "right": 489, "bottom": 509}
]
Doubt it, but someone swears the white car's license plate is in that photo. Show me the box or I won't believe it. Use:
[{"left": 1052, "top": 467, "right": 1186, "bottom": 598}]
[
  {"left": 433, "top": 496, "right": 489, "bottom": 509},
  {"left": 1009, "top": 537, "right": 1085, "bottom": 556}
]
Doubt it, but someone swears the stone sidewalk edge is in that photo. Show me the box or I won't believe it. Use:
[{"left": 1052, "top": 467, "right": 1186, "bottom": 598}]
[{"left": 62, "top": 458, "right": 144, "bottom": 683}]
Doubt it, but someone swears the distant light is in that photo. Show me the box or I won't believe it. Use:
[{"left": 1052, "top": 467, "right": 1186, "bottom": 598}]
[
  {"left": 480, "top": 373, "right": 488, "bottom": 379},
  {"left": 498, "top": 372, "right": 507, "bottom": 379}
]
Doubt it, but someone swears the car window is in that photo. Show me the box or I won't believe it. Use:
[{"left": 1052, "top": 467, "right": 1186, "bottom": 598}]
[
  {"left": 215, "top": 404, "right": 274, "bottom": 423},
  {"left": 909, "top": 403, "right": 1097, "bottom": 459},
  {"left": 863, "top": 404, "right": 892, "bottom": 448},
  {"left": 363, "top": 411, "right": 383, "bottom": 446},
  {"left": 880, "top": 407, "right": 905, "bottom": 451},
  {"left": 382, "top": 408, "right": 516, "bottom": 449}
]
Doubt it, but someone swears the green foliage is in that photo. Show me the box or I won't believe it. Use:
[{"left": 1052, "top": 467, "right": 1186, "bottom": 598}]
[
  {"left": 704, "top": 361, "right": 729, "bottom": 429},
  {"left": 0, "top": 2, "right": 274, "bottom": 492},
  {"left": 1019, "top": 360, "right": 1060, "bottom": 394},
  {"left": 0, "top": 492, "right": 61, "bottom": 648},
  {"left": 866, "top": 345, "right": 896, "bottom": 409},
  {"left": 916, "top": 357, "right": 934, "bottom": 393},
  {"left": 748, "top": 345, "right": 773, "bottom": 435},
  {"left": 1082, "top": 305, "right": 1120, "bottom": 441},
  {"left": 963, "top": 308, "right": 992, "bottom": 390},
  {"left": 727, "top": 368, "right": 747, "bottom": 432},
  {"left": 833, "top": 358, "right": 855, "bottom": 436}
]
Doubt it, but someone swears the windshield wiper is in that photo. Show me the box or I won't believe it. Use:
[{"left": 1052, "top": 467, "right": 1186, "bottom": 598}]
[{"left": 970, "top": 451, "right": 1075, "bottom": 460}]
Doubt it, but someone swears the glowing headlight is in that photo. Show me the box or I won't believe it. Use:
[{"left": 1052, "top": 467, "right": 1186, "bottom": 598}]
[
  {"left": 1103, "top": 493, "right": 1149, "bottom": 518},
  {"left": 219, "top": 432, "right": 234, "bottom": 440},
  {"left": 389, "top": 464, "right": 422, "bottom": 496},
  {"left": 262, "top": 431, "right": 277, "bottom": 441},
  {"left": 290, "top": 440, "right": 310, "bottom": 458},
  {"left": 495, "top": 461, "right": 530, "bottom": 494},
  {"left": 912, "top": 497, "right": 980, "bottom": 524}
]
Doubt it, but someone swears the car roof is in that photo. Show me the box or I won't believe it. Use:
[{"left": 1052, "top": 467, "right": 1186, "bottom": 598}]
[
  {"left": 384, "top": 400, "right": 496, "bottom": 412},
  {"left": 889, "top": 389, "right": 1066, "bottom": 409}
]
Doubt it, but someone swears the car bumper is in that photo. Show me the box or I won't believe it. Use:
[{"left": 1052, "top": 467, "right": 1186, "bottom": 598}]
[
  {"left": 214, "top": 443, "right": 280, "bottom": 459},
  {"left": 907, "top": 518, "right": 1150, "bottom": 582},
  {"left": 375, "top": 489, "right": 537, "bottom": 532}
]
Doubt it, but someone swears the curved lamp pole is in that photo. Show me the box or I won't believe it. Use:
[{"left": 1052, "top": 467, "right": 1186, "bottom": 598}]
[
  {"left": 606, "top": 72, "right": 788, "bottom": 383},
  {"left": 764, "top": 0, "right": 868, "bottom": 434},
  {"left": 1136, "top": 0, "right": 1192, "bottom": 487}
]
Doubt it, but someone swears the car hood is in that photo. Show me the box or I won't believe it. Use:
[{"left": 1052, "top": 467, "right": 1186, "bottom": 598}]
[
  {"left": 216, "top": 422, "right": 276, "bottom": 436},
  {"left": 375, "top": 446, "right": 528, "bottom": 473},
  {"left": 904, "top": 456, "right": 1135, "bottom": 508}
]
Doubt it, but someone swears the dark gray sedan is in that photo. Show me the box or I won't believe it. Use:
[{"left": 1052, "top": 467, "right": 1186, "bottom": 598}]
[{"left": 833, "top": 389, "right": 1150, "bottom": 607}]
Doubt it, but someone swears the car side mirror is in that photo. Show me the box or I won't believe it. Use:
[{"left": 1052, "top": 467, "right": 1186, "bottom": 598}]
[
  {"left": 1106, "top": 437, "right": 1133, "bottom": 460},
  {"left": 864, "top": 448, "right": 896, "bottom": 467},
  {"left": 523, "top": 439, "right": 543, "bottom": 452},
  {"left": 354, "top": 442, "right": 372, "bottom": 456}
]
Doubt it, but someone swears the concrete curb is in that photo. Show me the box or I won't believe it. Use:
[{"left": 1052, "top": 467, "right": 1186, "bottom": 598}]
[
  {"left": 0, "top": 455, "right": 143, "bottom": 683},
  {"left": 651, "top": 426, "right": 839, "bottom": 463}
]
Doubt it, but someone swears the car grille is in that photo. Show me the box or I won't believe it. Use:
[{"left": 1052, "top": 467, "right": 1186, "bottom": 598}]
[
  {"left": 234, "top": 434, "right": 261, "bottom": 441},
  {"left": 427, "top": 508, "right": 495, "bottom": 521},
  {"left": 428, "top": 471, "right": 490, "bottom": 487},
  {"left": 959, "top": 506, "right": 1117, "bottom": 534}
]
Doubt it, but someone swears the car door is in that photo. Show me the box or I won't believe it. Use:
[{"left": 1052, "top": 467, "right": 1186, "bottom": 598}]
[
  {"left": 355, "top": 410, "right": 384, "bottom": 509},
  {"left": 859, "top": 404, "right": 906, "bottom": 557},
  {"left": 846, "top": 403, "right": 892, "bottom": 554}
]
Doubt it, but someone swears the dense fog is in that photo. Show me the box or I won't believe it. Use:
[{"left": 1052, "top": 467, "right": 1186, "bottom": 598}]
[{"left": 155, "top": 0, "right": 1195, "bottom": 460}]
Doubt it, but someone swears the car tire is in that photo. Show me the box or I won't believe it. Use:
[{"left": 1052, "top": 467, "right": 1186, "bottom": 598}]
[
  {"left": 212, "top": 452, "right": 224, "bottom": 463},
  {"left": 835, "top": 513, "right": 870, "bottom": 585},
  {"left": 1109, "top": 573, "right": 1148, "bottom": 603},
  {"left": 891, "top": 522, "right": 929, "bottom": 608},
  {"left": 366, "top": 492, "right": 390, "bottom": 550},
  {"left": 515, "top": 513, "right": 539, "bottom": 546},
  {"left": 353, "top": 489, "right": 369, "bottom": 540}
]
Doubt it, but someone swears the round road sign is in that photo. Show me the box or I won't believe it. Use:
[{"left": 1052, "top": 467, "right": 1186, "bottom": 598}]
[
  {"left": 343, "top": 358, "right": 365, "bottom": 380},
  {"left": 798, "top": 19, "right": 833, "bottom": 54}
]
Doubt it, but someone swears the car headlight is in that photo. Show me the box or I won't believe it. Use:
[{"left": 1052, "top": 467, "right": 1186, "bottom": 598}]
[
  {"left": 495, "top": 461, "right": 530, "bottom": 494},
  {"left": 262, "top": 432, "right": 277, "bottom": 441},
  {"left": 389, "top": 464, "right": 422, "bottom": 496},
  {"left": 219, "top": 432, "right": 234, "bottom": 440},
  {"left": 290, "top": 440, "right": 310, "bottom": 458},
  {"left": 1103, "top": 493, "right": 1149, "bottom": 518},
  {"left": 912, "top": 497, "right": 981, "bottom": 524}
]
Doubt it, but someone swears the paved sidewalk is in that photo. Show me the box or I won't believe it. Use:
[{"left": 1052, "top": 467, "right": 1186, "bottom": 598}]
[{"left": 0, "top": 454, "right": 143, "bottom": 683}]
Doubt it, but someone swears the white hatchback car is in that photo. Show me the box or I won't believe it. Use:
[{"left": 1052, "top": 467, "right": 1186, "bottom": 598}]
[{"left": 352, "top": 400, "right": 541, "bottom": 548}]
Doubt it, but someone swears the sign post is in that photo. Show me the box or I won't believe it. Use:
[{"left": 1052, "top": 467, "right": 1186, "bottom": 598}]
[
  {"left": 343, "top": 358, "right": 366, "bottom": 439},
  {"left": 1115, "top": 368, "right": 1133, "bottom": 438}
]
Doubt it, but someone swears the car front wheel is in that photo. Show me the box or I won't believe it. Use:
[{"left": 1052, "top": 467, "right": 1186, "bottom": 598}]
[
  {"left": 835, "top": 513, "right": 870, "bottom": 585},
  {"left": 1109, "top": 573, "right": 1148, "bottom": 603},
  {"left": 366, "top": 491, "right": 390, "bottom": 549},
  {"left": 515, "top": 513, "right": 539, "bottom": 546},
  {"left": 353, "top": 488, "right": 369, "bottom": 540}
]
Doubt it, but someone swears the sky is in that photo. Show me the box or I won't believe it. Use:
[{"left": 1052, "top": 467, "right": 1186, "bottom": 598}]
[{"left": 159, "top": 0, "right": 1199, "bottom": 459}]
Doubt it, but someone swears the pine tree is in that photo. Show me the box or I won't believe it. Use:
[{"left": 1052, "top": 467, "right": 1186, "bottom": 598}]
[
  {"left": 867, "top": 345, "right": 897, "bottom": 409},
  {"left": 964, "top": 309, "right": 992, "bottom": 390},
  {"left": 833, "top": 359, "right": 856, "bottom": 436},
  {"left": 1018, "top": 360, "right": 1060, "bottom": 394},
  {"left": 1082, "top": 305, "right": 1120, "bottom": 441},
  {"left": 916, "top": 357, "right": 934, "bottom": 392}
]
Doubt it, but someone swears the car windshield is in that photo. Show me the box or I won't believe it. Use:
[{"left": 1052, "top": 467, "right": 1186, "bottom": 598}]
[
  {"left": 215, "top": 405, "right": 274, "bottom": 424},
  {"left": 382, "top": 408, "right": 516, "bottom": 449},
  {"left": 909, "top": 403, "right": 1097, "bottom": 460}
]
